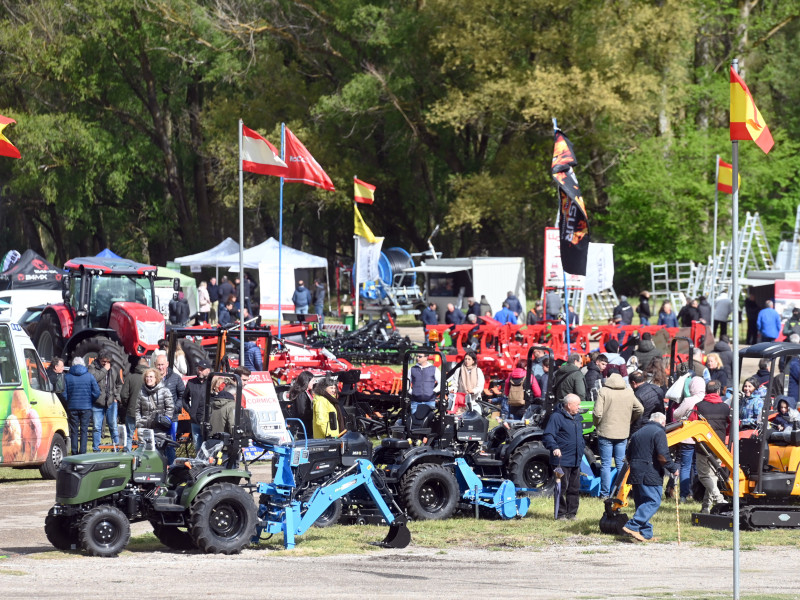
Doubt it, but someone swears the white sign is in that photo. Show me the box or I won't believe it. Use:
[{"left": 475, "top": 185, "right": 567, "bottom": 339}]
[
  {"left": 355, "top": 235, "right": 384, "bottom": 284},
  {"left": 240, "top": 381, "right": 291, "bottom": 459},
  {"left": 584, "top": 243, "right": 615, "bottom": 294},
  {"left": 543, "top": 228, "right": 585, "bottom": 288},
  {"left": 543, "top": 228, "right": 614, "bottom": 293}
]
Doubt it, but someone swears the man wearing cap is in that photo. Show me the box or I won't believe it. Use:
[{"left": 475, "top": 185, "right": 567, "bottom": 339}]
[
  {"left": 183, "top": 359, "right": 212, "bottom": 450},
  {"left": 613, "top": 296, "right": 634, "bottom": 326},
  {"left": 783, "top": 307, "right": 800, "bottom": 338}
]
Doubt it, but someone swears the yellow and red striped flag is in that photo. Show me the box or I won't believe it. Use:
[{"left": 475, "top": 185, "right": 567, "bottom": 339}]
[
  {"left": 730, "top": 67, "right": 774, "bottom": 154},
  {"left": 717, "top": 158, "right": 741, "bottom": 194},
  {"left": 0, "top": 115, "right": 21, "bottom": 159},
  {"left": 354, "top": 177, "right": 376, "bottom": 204}
]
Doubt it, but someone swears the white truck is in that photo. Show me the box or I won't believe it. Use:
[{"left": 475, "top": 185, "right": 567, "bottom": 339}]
[{"left": 0, "top": 320, "right": 69, "bottom": 478}]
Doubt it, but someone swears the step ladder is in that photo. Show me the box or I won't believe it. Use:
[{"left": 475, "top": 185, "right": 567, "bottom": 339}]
[{"left": 585, "top": 288, "right": 619, "bottom": 322}]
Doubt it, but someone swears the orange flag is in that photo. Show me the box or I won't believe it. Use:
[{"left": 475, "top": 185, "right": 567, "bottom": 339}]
[
  {"left": 730, "top": 67, "right": 774, "bottom": 154},
  {"left": 0, "top": 115, "right": 21, "bottom": 159},
  {"left": 717, "top": 158, "right": 741, "bottom": 194}
]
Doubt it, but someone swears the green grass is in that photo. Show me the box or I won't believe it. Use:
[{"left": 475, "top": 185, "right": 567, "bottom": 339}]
[{"left": 0, "top": 467, "right": 44, "bottom": 483}]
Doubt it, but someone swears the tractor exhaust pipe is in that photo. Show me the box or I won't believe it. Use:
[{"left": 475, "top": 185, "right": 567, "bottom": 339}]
[{"left": 377, "top": 518, "right": 411, "bottom": 549}]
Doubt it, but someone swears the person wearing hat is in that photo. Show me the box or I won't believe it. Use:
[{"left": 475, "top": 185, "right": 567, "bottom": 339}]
[
  {"left": 120, "top": 357, "right": 150, "bottom": 451},
  {"left": 612, "top": 296, "right": 634, "bottom": 325},
  {"left": 312, "top": 375, "right": 346, "bottom": 439},
  {"left": 636, "top": 291, "right": 652, "bottom": 325},
  {"left": 783, "top": 307, "right": 800, "bottom": 338},
  {"left": 183, "top": 359, "right": 213, "bottom": 450}
]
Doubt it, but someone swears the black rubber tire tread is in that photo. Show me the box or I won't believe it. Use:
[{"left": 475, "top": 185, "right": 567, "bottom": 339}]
[
  {"left": 78, "top": 505, "right": 131, "bottom": 557},
  {"left": 45, "top": 508, "right": 78, "bottom": 551},
  {"left": 400, "top": 463, "right": 459, "bottom": 521},
  {"left": 189, "top": 482, "right": 257, "bottom": 555},
  {"left": 72, "top": 337, "right": 129, "bottom": 378},
  {"left": 150, "top": 521, "right": 196, "bottom": 550},
  {"left": 507, "top": 442, "right": 555, "bottom": 496},
  {"left": 39, "top": 432, "right": 67, "bottom": 480},
  {"left": 182, "top": 340, "right": 210, "bottom": 373},
  {"left": 34, "top": 312, "right": 64, "bottom": 363},
  {"left": 311, "top": 499, "right": 343, "bottom": 528}
]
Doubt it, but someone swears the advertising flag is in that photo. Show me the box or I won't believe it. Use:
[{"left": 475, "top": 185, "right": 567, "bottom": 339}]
[
  {"left": 717, "top": 158, "right": 741, "bottom": 194},
  {"left": 283, "top": 127, "right": 335, "bottom": 191},
  {"left": 354, "top": 177, "right": 376, "bottom": 204},
  {"left": 0, "top": 115, "right": 21, "bottom": 159},
  {"left": 551, "top": 130, "right": 589, "bottom": 276},
  {"left": 241, "top": 124, "right": 288, "bottom": 177},
  {"left": 354, "top": 205, "right": 377, "bottom": 243},
  {"left": 730, "top": 67, "right": 774, "bottom": 154},
  {"left": 355, "top": 236, "right": 384, "bottom": 284}
]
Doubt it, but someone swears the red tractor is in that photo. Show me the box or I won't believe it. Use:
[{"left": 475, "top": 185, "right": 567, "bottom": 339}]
[{"left": 33, "top": 257, "right": 175, "bottom": 370}]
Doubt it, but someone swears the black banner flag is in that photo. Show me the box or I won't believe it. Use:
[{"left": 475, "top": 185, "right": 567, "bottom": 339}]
[{"left": 551, "top": 130, "right": 589, "bottom": 276}]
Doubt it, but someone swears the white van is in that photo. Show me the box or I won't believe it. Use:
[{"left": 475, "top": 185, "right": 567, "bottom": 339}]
[{"left": 0, "top": 321, "right": 69, "bottom": 478}]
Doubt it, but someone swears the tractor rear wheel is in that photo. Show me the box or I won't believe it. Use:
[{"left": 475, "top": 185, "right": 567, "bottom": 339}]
[
  {"left": 400, "top": 463, "right": 459, "bottom": 521},
  {"left": 35, "top": 313, "right": 64, "bottom": 363},
  {"left": 507, "top": 442, "right": 554, "bottom": 496},
  {"left": 189, "top": 483, "right": 256, "bottom": 554},
  {"left": 182, "top": 340, "right": 210, "bottom": 372},
  {"left": 79, "top": 505, "right": 130, "bottom": 557},
  {"left": 45, "top": 508, "right": 78, "bottom": 551},
  {"left": 72, "top": 337, "right": 129, "bottom": 376}
]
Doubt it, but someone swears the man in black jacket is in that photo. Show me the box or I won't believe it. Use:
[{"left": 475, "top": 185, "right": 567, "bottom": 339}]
[
  {"left": 183, "top": 359, "right": 212, "bottom": 450},
  {"left": 694, "top": 380, "right": 730, "bottom": 513},
  {"left": 542, "top": 394, "right": 585, "bottom": 520},
  {"left": 622, "top": 412, "right": 679, "bottom": 542},
  {"left": 630, "top": 371, "right": 666, "bottom": 433}
]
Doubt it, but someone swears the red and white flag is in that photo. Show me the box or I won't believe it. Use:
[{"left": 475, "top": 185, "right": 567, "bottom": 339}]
[
  {"left": 241, "top": 124, "right": 288, "bottom": 177},
  {"left": 283, "top": 127, "right": 335, "bottom": 191}
]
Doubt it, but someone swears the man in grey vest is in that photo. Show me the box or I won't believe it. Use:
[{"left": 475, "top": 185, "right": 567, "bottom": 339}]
[{"left": 408, "top": 354, "right": 440, "bottom": 414}]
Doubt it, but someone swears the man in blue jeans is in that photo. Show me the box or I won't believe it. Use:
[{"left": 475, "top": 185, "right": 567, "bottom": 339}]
[
  {"left": 622, "top": 412, "right": 679, "bottom": 542},
  {"left": 63, "top": 356, "right": 101, "bottom": 455},
  {"left": 89, "top": 352, "right": 122, "bottom": 451}
]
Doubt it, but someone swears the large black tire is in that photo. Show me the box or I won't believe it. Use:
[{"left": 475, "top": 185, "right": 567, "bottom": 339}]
[
  {"left": 34, "top": 312, "right": 64, "bottom": 363},
  {"left": 507, "top": 442, "right": 555, "bottom": 496},
  {"left": 299, "top": 486, "right": 343, "bottom": 528},
  {"left": 182, "top": 340, "right": 210, "bottom": 373},
  {"left": 39, "top": 432, "right": 66, "bottom": 480},
  {"left": 72, "top": 337, "right": 129, "bottom": 377},
  {"left": 400, "top": 463, "right": 459, "bottom": 521},
  {"left": 189, "top": 483, "right": 257, "bottom": 554},
  {"left": 45, "top": 508, "right": 79, "bottom": 551},
  {"left": 151, "top": 521, "right": 196, "bottom": 551},
  {"left": 79, "top": 505, "right": 131, "bottom": 557}
]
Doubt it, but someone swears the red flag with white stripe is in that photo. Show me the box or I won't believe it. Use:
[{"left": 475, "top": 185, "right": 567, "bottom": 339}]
[{"left": 241, "top": 124, "right": 288, "bottom": 177}]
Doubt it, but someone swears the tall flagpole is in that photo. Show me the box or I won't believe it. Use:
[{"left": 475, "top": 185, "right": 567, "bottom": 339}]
[
  {"left": 710, "top": 154, "right": 720, "bottom": 331},
  {"left": 278, "top": 123, "right": 285, "bottom": 339},
  {"left": 353, "top": 176, "right": 359, "bottom": 331},
  {"left": 238, "top": 120, "right": 245, "bottom": 363},
  {"left": 730, "top": 58, "right": 741, "bottom": 600}
]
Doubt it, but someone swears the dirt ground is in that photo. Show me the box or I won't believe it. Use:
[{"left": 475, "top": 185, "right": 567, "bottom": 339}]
[{"left": 1, "top": 476, "right": 799, "bottom": 600}]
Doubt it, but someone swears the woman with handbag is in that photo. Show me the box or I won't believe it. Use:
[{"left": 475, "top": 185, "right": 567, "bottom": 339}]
[{"left": 448, "top": 350, "right": 485, "bottom": 415}]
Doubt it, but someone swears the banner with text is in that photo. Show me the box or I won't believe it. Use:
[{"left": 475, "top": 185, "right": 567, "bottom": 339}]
[{"left": 355, "top": 235, "right": 384, "bottom": 284}]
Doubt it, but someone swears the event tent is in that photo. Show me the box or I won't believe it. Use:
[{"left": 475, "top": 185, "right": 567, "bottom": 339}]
[
  {"left": 154, "top": 265, "right": 199, "bottom": 318},
  {"left": 0, "top": 249, "right": 63, "bottom": 290},
  {"left": 214, "top": 237, "right": 328, "bottom": 319},
  {"left": 173, "top": 237, "right": 240, "bottom": 269},
  {"left": 96, "top": 248, "right": 123, "bottom": 259}
]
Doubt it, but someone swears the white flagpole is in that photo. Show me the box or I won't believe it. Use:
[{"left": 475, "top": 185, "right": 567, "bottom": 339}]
[
  {"left": 354, "top": 178, "right": 359, "bottom": 330},
  {"left": 710, "top": 154, "right": 720, "bottom": 331},
  {"left": 730, "top": 58, "right": 741, "bottom": 600},
  {"left": 238, "top": 120, "right": 245, "bottom": 362},
  {"left": 278, "top": 123, "right": 285, "bottom": 339}
]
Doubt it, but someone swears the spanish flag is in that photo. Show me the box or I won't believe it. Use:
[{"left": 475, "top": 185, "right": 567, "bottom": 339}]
[
  {"left": 717, "top": 158, "right": 741, "bottom": 194},
  {"left": 354, "top": 205, "right": 377, "bottom": 243},
  {"left": 0, "top": 115, "right": 21, "bottom": 159},
  {"left": 354, "top": 177, "right": 376, "bottom": 204},
  {"left": 730, "top": 67, "right": 774, "bottom": 154}
]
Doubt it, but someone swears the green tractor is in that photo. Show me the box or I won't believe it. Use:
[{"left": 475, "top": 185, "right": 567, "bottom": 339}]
[{"left": 45, "top": 375, "right": 256, "bottom": 557}]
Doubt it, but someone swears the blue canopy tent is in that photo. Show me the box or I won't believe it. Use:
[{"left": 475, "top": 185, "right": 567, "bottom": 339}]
[{"left": 96, "top": 248, "right": 123, "bottom": 259}]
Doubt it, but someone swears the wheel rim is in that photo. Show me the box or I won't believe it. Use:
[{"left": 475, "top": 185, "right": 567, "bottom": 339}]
[
  {"left": 51, "top": 440, "right": 64, "bottom": 468},
  {"left": 209, "top": 501, "right": 245, "bottom": 538},
  {"left": 93, "top": 518, "right": 121, "bottom": 547},
  {"left": 419, "top": 479, "right": 448, "bottom": 512},
  {"left": 523, "top": 458, "right": 548, "bottom": 489}
]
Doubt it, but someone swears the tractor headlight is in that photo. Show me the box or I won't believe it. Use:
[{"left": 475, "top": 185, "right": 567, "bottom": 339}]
[{"left": 137, "top": 321, "right": 164, "bottom": 346}]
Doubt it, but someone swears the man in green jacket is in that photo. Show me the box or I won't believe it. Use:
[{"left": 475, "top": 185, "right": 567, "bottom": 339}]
[{"left": 552, "top": 353, "right": 586, "bottom": 402}]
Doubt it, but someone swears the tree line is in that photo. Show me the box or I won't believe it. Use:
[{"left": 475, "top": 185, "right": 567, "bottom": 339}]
[{"left": 0, "top": 0, "right": 798, "bottom": 292}]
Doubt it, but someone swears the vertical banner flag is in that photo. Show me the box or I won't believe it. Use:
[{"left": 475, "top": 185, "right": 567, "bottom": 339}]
[
  {"left": 283, "top": 127, "right": 335, "bottom": 190},
  {"left": 730, "top": 67, "right": 774, "bottom": 154},
  {"left": 0, "top": 115, "right": 21, "bottom": 159},
  {"left": 717, "top": 158, "right": 741, "bottom": 194},
  {"left": 355, "top": 236, "right": 384, "bottom": 284},
  {"left": 354, "top": 205, "right": 377, "bottom": 243},
  {"left": 551, "top": 129, "right": 589, "bottom": 276},
  {"left": 354, "top": 177, "right": 376, "bottom": 204},
  {"left": 241, "top": 124, "right": 288, "bottom": 177}
]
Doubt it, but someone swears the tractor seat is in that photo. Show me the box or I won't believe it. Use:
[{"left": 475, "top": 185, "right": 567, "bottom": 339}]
[
  {"left": 381, "top": 438, "right": 411, "bottom": 450},
  {"left": 410, "top": 404, "right": 436, "bottom": 434}
]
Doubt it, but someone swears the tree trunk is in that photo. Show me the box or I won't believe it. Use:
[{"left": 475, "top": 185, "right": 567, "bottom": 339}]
[{"left": 187, "top": 77, "right": 210, "bottom": 236}]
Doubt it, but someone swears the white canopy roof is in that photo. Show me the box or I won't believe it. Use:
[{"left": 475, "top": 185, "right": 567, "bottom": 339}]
[
  {"left": 216, "top": 237, "right": 327, "bottom": 270},
  {"left": 173, "top": 237, "right": 240, "bottom": 268}
]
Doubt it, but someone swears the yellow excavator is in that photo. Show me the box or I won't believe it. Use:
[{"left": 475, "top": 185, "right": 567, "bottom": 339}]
[{"left": 600, "top": 341, "right": 800, "bottom": 532}]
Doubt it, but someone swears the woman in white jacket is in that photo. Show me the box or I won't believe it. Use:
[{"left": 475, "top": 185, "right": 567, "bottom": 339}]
[
  {"left": 671, "top": 376, "right": 706, "bottom": 501},
  {"left": 447, "top": 350, "right": 485, "bottom": 414}
]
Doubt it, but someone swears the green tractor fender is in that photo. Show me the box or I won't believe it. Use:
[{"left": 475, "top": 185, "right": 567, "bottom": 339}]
[{"left": 179, "top": 469, "right": 252, "bottom": 507}]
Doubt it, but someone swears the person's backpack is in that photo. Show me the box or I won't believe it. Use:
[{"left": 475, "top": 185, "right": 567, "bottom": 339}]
[{"left": 508, "top": 376, "right": 526, "bottom": 407}]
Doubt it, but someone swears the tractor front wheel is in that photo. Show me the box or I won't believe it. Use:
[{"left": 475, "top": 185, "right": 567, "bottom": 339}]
[
  {"left": 189, "top": 483, "right": 256, "bottom": 554},
  {"left": 400, "top": 463, "right": 459, "bottom": 521},
  {"left": 507, "top": 443, "right": 554, "bottom": 496},
  {"left": 72, "top": 337, "right": 129, "bottom": 376},
  {"left": 79, "top": 505, "right": 131, "bottom": 557}
]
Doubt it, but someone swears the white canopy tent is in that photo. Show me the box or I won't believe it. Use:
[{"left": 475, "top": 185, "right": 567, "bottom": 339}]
[
  {"left": 173, "top": 237, "right": 240, "bottom": 272},
  {"left": 215, "top": 238, "right": 329, "bottom": 320}
]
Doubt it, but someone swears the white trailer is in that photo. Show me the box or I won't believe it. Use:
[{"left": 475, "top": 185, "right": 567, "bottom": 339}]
[{"left": 405, "top": 257, "right": 526, "bottom": 322}]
